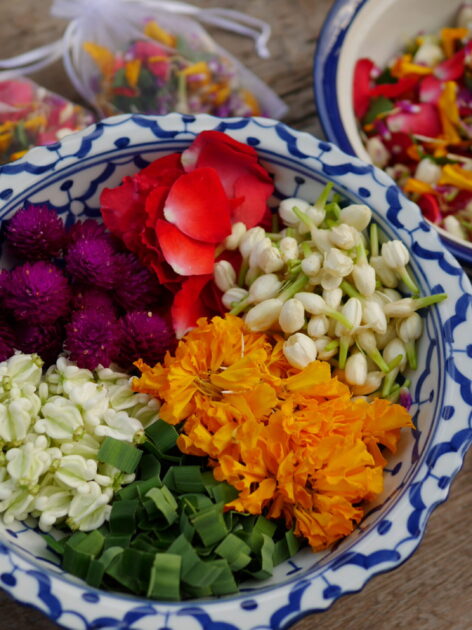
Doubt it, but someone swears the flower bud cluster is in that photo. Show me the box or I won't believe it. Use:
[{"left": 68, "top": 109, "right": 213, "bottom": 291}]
[
  {"left": 215, "top": 184, "right": 446, "bottom": 396},
  {"left": 0, "top": 353, "right": 158, "bottom": 532}
]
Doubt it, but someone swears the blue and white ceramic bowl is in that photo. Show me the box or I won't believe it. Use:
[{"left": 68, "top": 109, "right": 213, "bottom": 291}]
[
  {"left": 0, "top": 113, "right": 471, "bottom": 630},
  {"left": 313, "top": 0, "right": 472, "bottom": 266}
]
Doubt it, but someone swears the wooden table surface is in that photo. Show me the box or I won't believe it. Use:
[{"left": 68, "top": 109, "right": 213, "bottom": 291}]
[{"left": 0, "top": 0, "right": 471, "bottom": 628}]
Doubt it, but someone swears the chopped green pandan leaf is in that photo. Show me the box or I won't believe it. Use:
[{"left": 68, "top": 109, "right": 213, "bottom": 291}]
[
  {"left": 138, "top": 453, "right": 162, "bottom": 480},
  {"left": 273, "top": 529, "right": 301, "bottom": 565},
  {"left": 182, "top": 557, "right": 224, "bottom": 588},
  {"left": 210, "top": 559, "right": 239, "bottom": 595},
  {"left": 109, "top": 500, "right": 139, "bottom": 535},
  {"left": 206, "top": 480, "right": 238, "bottom": 504},
  {"left": 145, "top": 420, "right": 179, "bottom": 453},
  {"left": 107, "top": 548, "right": 154, "bottom": 594},
  {"left": 172, "top": 466, "right": 205, "bottom": 493},
  {"left": 145, "top": 486, "right": 178, "bottom": 526},
  {"left": 103, "top": 534, "right": 131, "bottom": 551},
  {"left": 191, "top": 505, "right": 228, "bottom": 547},
  {"left": 362, "top": 97, "right": 394, "bottom": 125},
  {"left": 179, "top": 509, "right": 196, "bottom": 541},
  {"left": 181, "top": 493, "right": 214, "bottom": 514},
  {"left": 98, "top": 437, "right": 142, "bottom": 473},
  {"left": 215, "top": 533, "right": 252, "bottom": 571},
  {"left": 245, "top": 533, "right": 275, "bottom": 580},
  {"left": 86, "top": 546, "right": 123, "bottom": 588},
  {"left": 43, "top": 533, "right": 66, "bottom": 556},
  {"left": 62, "top": 531, "right": 104, "bottom": 580},
  {"left": 147, "top": 553, "right": 182, "bottom": 601}
]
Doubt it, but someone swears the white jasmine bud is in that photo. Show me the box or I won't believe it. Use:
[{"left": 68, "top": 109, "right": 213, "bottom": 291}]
[
  {"left": 366, "top": 136, "right": 390, "bottom": 168},
  {"left": 224, "top": 222, "right": 246, "bottom": 250},
  {"left": 382, "top": 240, "right": 410, "bottom": 268},
  {"left": 315, "top": 336, "right": 338, "bottom": 360},
  {"left": 383, "top": 338, "right": 407, "bottom": 372},
  {"left": 279, "top": 298, "right": 305, "bottom": 334},
  {"left": 310, "top": 227, "right": 332, "bottom": 253},
  {"left": 375, "top": 323, "right": 397, "bottom": 350},
  {"left": 322, "top": 288, "right": 343, "bottom": 309},
  {"left": 301, "top": 252, "right": 323, "bottom": 276},
  {"left": 329, "top": 224, "right": 360, "bottom": 250},
  {"left": 245, "top": 298, "right": 283, "bottom": 331},
  {"left": 323, "top": 248, "right": 353, "bottom": 277},
  {"left": 397, "top": 312, "right": 423, "bottom": 343},
  {"left": 214, "top": 260, "right": 236, "bottom": 292},
  {"left": 352, "top": 370, "right": 383, "bottom": 395},
  {"left": 356, "top": 329, "right": 390, "bottom": 372},
  {"left": 295, "top": 292, "right": 328, "bottom": 315},
  {"left": 67, "top": 482, "right": 113, "bottom": 531},
  {"left": 239, "top": 226, "right": 266, "bottom": 258},
  {"left": 283, "top": 333, "right": 318, "bottom": 369},
  {"left": 339, "top": 203, "right": 373, "bottom": 232},
  {"left": 279, "top": 197, "right": 310, "bottom": 227},
  {"left": 345, "top": 352, "right": 368, "bottom": 386},
  {"left": 222, "top": 287, "right": 249, "bottom": 310},
  {"left": 258, "top": 245, "right": 284, "bottom": 273},
  {"left": 335, "top": 297, "right": 363, "bottom": 336},
  {"left": 248, "top": 274, "right": 282, "bottom": 303},
  {"left": 54, "top": 455, "right": 97, "bottom": 492},
  {"left": 279, "top": 236, "right": 299, "bottom": 262},
  {"left": 320, "top": 269, "right": 343, "bottom": 290},
  {"left": 36, "top": 396, "right": 84, "bottom": 441},
  {"left": 414, "top": 158, "right": 441, "bottom": 185},
  {"left": 352, "top": 262, "right": 376, "bottom": 296},
  {"left": 444, "top": 215, "right": 467, "bottom": 240},
  {"left": 362, "top": 298, "right": 388, "bottom": 334},
  {"left": 298, "top": 205, "right": 326, "bottom": 234},
  {"left": 249, "top": 236, "right": 271, "bottom": 268},
  {"left": 370, "top": 255, "right": 399, "bottom": 288},
  {"left": 307, "top": 314, "right": 329, "bottom": 338}
]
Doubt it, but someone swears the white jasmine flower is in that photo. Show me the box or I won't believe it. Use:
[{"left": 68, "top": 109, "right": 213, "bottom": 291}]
[
  {"left": 0, "top": 398, "right": 35, "bottom": 445},
  {"left": 54, "top": 455, "right": 97, "bottom": 492},
  {"left": 36, "top": 396, "right": 84, "bottom": 441},
  {"left": 245, "top": 298, "right": 284, "bottom": 331},
  {"left": 67, "top": 482, "right": 113, "bottom": 531},
  {"left": 283, "top": 333, "right": 318, "bottom": 369},
  {"left": 95, "top": 410, "right": 144, "bottom": 443},
  {"left": 278, "top": 298, "right": 306, "bottom": 334}
]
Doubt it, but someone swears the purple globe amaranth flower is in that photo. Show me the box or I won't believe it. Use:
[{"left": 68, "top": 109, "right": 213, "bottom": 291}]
[
  {"left": 65, "top": 309, "right": 121, "bottom": 370},
  {"left": 5, "top": 203, "right": 66, "bottom": 260},
  {"left": 0, "top": 269, "right": 9, "bottom": 304},
  {"left": 117, "top": 310, "right": 176, "bottom": 369},
  {"left": 72, "top": 286, "right": 117, "bottom": 319},
  {"left": 67, "top": 219, "right": 116, "bottom": 247},
  {"left": 15, "top": 321, "right": 64, "bottom": 365},
  {"left": 65, "top": 237, "right": 118, "bottom": 290},
  {"left": 113, "top": 252, "right": 164, "bottom": 311},
  {"left": 5, "top": 261, "right": 71, "bottom": 325}
]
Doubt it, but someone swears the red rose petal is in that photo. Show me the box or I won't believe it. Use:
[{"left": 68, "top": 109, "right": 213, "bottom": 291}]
[
  {"left": 417, "top": 193, "right": 442, "bottom": 224},
  {"left": 171, "top": 275, "right": 213, "bottom": 339},
  {"left": 353, "top": 58, "right": 376, "bottom": 119},
  {"left": 137, "top": 153, "right": 183, "bottom": 187},
  {"left": 144, "top": 185, "right": 170, "bottom": 228},
  {"left": 156, "top": 219, "right": 216, "bottom": 276},
  {"left": 382, "top": 132, "right": 417, "bottom": 165},
  {"left": 434, "top": 49, "right": 465, "bottom": 81},
  {"left": 181, "top": 130, "right": 273, "bottom": 229},
  {"left": 370, "top": 75, "right": 418, "bottom": 100},
  {"left": 386, "top": 103, "right": 442, "bottom": 137},
  {"left": 419, "top": 75, "right": 443, "bottom": 103},
  {"left": 100, "top": 176, "right": 147, "bottom": 252},
  {"left": 163, "top": 168, "right": 232, "bottom": 243}
]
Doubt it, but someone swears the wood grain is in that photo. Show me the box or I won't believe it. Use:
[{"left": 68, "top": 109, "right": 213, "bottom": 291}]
[{"left": 0, "top": 0, "right": 470, "bottom": 628}]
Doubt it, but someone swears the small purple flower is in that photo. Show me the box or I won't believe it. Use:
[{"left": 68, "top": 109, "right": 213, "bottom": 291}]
[
  {"left": 0, "top": 316, "right": 16, "bottom": 362},
  {"left": 72, "top": 286, "right": 117, "bottom": 319},
  {"left": 5, "top": 203, "right": 66, "bottom": 260},
  {"left": 117, "top": 310, "right": 176, "bottom": 369},
  {"left": 16, "top": 321, "right": 64, "bottom": 365},
  {"left": 4, "top": 262, "right": 71, "bottom": 325},
  {"left": 65, "top": 310, "right": 121, "bottom": 370},
  {"left": 114, "top": 253, "right": 164, "bottom": 312},
  {"left": 65, "top": 237, "right": 117, "bottom": 290},
  {"left": 67, "top": 219, "right": 116, "bottom": 247},
  {"left": 399, "top": 388, "right": 412, "bottom": 411}
]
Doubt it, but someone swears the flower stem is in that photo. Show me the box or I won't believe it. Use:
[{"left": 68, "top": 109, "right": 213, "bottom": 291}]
[
  {"left": 370, "top": 223, "right": 379, "bottom": 257},
  {"left": 405, "top": 340, "right": 417, "bottom": 370},
  {"left": 413, "top": 292, "right": 447, "bottom": 309},
  {"left": 400, "top": 267, "right": 420, "bottom": 296},
  {"left": 315, "top": 181, "right": 334, "bottom": 209},
  {"left": 278, "top": 272, "right": 309, "bottom": 301},
  {"left": 238, "top": 260, "right": 249, "bottom": 286},
  {"left": 229, "top": 297, "right": 249, "bottom": 316},
  {"left": 338, "top": 336, "right": 349, "bottom": 369},
  {"left": 341, "top": 279, "right": 362, "bottom": 299}
]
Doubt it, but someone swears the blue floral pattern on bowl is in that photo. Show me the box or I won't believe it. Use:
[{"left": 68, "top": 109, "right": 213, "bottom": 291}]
[{"left": 0, "top": 113, "right": 470, "bottom": 630}]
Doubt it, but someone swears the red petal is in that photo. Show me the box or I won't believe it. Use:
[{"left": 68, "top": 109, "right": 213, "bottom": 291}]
[
  {"left": 353, "top": 58, "right": 376, "bottom": 118},
  {"left": 382, "top": 132, "right": 417, "bottom": 165},
  {"left": 156, "top": 219, "right": 216, "bottom": 276},
  {"left": 132, "top": 40, "right": 169, "bottom": 60},
  {"left": 419, "top": 75, "right": 443, "bottom": 103},
  {"left": 171, "top": 275, "right": 213, "bottom": 338},
  {"left": 163, "top": 168, "right": 232, "bottom": 243},
  {"left": 0, "top": 79, "right": 35, "bottom": 106},
  {"left": 444, "top": 189, "right": 472, "bottom": 213},
  {"left": 386, "top": 103, "right": 442, "bottom": 137},
  {"left": 144, "top": 185, "right": 170, "bottom": 227},
  {"left": 136, "top": 153, "right": 184, "bottom": 189},
  {"left": 417, "top": 193, "right": 442, "bottom": 224},
  {"left": 434, "top": 49, "right": 465, "bottom": 81},
  {"left": 370, "top": 75, "right": 418, "bottom": 100},
  {"left": 181, "top": 130, "right": 273, "bottom": 229},
  {"left": 100, "top": 176, "right": 146, "bottom": 252}
]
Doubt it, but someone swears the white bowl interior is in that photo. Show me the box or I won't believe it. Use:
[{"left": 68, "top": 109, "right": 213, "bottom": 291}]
[{"left": 337, "top": 0, "right": 465, "bottom": 161}]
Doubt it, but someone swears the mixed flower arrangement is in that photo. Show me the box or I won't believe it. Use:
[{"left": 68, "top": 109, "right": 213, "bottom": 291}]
[
  {"left": 0, "top": 130, "right": 445, "bottom": 600},
  {"left": 354, "top": 4, "right": 472, "bottom": 242}
]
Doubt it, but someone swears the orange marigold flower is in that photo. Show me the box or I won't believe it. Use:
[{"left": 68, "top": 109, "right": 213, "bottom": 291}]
[{"left": 133, "top": 314, "right": 414, "bottom": 551}]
